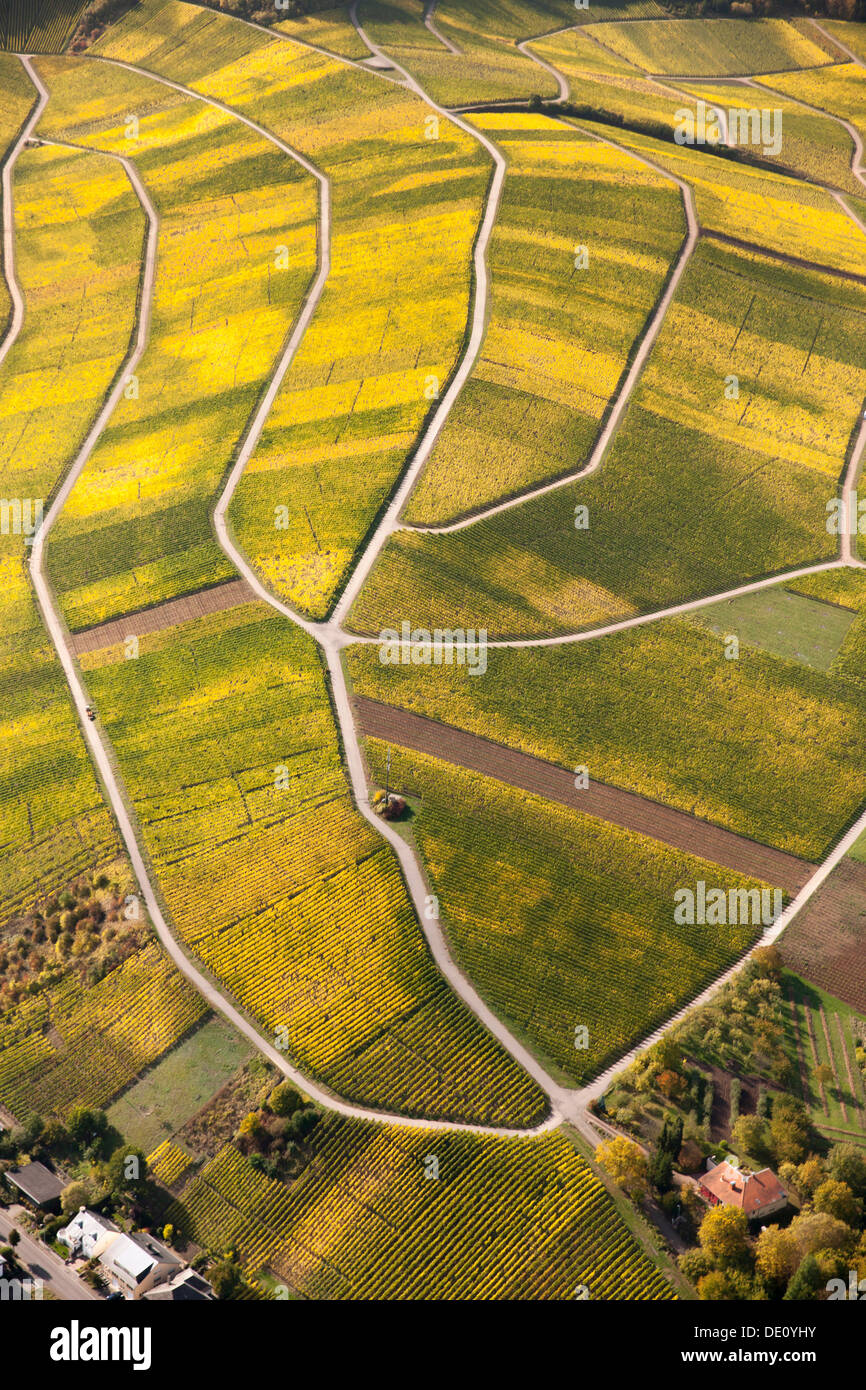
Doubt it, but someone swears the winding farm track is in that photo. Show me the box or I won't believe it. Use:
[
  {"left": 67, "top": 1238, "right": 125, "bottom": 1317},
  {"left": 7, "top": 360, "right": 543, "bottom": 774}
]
[
  {"left": 0, "top": 53, "right": 48, "bottom": 368},
  {"left": 401, "top": 121, "right": 700, "bottom": 536},
  {"left": 7, "top": 9, "right": 866, "bottom": 1152},
  {"left": 423, "top": 0, "right": 459, "bottom": 55},
  {"left": 15, "top": 47, "right": 570, "bottom": 1135}
]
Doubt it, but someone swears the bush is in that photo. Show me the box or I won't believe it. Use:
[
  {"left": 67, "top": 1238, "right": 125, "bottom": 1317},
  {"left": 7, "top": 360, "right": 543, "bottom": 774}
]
[{"left": 268, "top": 1083, "right": 302, "bottom": 1118}]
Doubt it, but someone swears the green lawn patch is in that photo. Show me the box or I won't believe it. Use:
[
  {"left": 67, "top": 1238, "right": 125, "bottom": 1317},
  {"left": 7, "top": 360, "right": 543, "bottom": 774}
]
[
  {"left": 106, "top": 1016, "right": 254, "bottom": 1153},
  {"left": 690, "top": 588, "right": 857, "bottom": 673}
]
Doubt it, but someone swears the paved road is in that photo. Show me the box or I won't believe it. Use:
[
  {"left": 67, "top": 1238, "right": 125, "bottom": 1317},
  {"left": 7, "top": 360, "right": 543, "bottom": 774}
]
[
  {"left": 0, "top": 1209, "right": 97, "bottom": 1301},
  {"left": 423, "top": 0, "right": 460, "bottom": 55}
]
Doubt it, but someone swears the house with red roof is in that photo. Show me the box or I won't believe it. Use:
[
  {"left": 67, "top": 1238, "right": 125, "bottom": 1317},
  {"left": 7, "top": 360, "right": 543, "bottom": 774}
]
[{"left": 698, "top": 1159, "right": 788, "bottom": 1221}]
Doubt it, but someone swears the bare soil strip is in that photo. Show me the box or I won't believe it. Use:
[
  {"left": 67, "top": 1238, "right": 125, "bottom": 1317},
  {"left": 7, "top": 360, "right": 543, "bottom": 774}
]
[
  {"left": 353, "top": 694, "right": 813, "bottom": 893},
  {"left": 780, "top": 859, "right": 866, "bottom": 1014},
  {"left": 69, "top": 578, "right": 257, "bottom": 655}
]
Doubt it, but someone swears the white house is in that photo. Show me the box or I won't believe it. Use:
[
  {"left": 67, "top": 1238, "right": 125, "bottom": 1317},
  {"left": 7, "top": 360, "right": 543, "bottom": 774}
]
[
  {"left": 59, "top": 1208, "right": 184, "bottom": 1300},
  {"left": 58, "top": 1207, "right": 120, "bottom": 1260}
]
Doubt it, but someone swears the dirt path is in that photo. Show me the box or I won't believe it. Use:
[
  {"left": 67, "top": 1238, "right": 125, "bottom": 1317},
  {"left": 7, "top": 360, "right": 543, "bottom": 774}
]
[
  {"left": 401, "top": 118, "right": 699, "bottom": 536},
  {"left": 424, "top": 0, "right": 460, "bottom": 55},
  {"left": 355, "top": 694, "right": 813, "bottom": 893},
  {"left": 0, "top": 57, "right": 48, "bottom": 368}
]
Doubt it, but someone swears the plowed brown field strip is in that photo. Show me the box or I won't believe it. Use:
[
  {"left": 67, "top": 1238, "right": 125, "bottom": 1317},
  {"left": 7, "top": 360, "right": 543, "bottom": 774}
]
[{"left": 354, "top": 695, "right": 814, "bottom": 893}]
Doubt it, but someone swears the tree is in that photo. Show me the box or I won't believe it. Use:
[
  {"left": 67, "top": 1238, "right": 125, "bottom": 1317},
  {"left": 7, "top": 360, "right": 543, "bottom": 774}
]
[
  {"left": 648, "top": 1147, "right": 674, "bottom": 1194},
  {"left": 104, "top": 1145, "right": 148, "bottom": 1198},
  {"left": 269, "top": 1083, "right": 302, "bottom": 1118},
  {"left": 67, "top": 1106, "right": 109, "bottom": 1154},
  {"left": 595, "top": 1137, "right": 648, "bottom": 1200},
  {"left": 783, "top": 1253, "right": 824, "bottom": 1301},
  {"left": 7, "top": 1229, "right": 20, "bottom": 1248},
  {"left": 210, "top": 1255, "right": 243, "bottom": 1300},
  {"left": 813, "top": 1179, "right": 862, "bottom": 1227},
  {"left": 789, "top": 1210, "right": 853, "bottom": 1263},
  {"left": 770, "top": 1096, "right": 814, "bottom": 1164},
  {"left": 788, "top": 1155, "right": 826, "bottom": 1202},
  {"left": 755, "top": 1225, "right": 799, "bottom": 1286},
  {"left": 732, "top": 1114, "right": 770, "bottom": 1164},
  {"left": 698, "top": 1267, "right": 761, "bottom": 1300},
  {"left": 678, "top": 1247, "right": 712, "bottom": 1284},
  {"left": 751, "top": 945, "right": 782, "bottom": 979},
  {"left": 61, "top": 1180, "right": 95, "bottom": 1216},
  {"left": 828, "top": 1143, "right": 866, "bottom": 1199},
  {"left": 162, "top": 1224, "right": 175, "bottom": 1245},
  {"left": 698, "top": 1205, "right": 751, "bottom": 1268}
]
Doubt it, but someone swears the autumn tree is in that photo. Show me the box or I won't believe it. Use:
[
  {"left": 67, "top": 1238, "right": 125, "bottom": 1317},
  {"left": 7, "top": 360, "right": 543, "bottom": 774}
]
[
  {"left": 698, "top": 1205, "right": 751, "bottom": 1269},
  {"left": 755, "top": 1225, "right": 799, "bottom": 1288},
  {"left": 828, "top": 1143, "right": 866, "bottom": 1198},
  {"left": 596, "top": 1136, "right": 648, "bottom": 1200},
  {"left": 813, "top": 1179, "right": 862, "bottom": 1227},
  {"left": 732, "top": 1114, "right": 770, "bottom": 1164}
]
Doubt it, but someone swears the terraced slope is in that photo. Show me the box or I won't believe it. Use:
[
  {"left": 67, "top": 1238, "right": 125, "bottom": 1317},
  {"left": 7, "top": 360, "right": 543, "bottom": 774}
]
[
  {"left": 403, "top": 111, "right": 685, "bottom": 523},
  {"left": 168, "top": 1122, "right": 676, "bottom": 1299},
  {"left": 351, "top": 243, "right": 857, "bottom": 638},
  {"left": 675, "top": 79, "right": 863, "bottom": 196},
  {"left": 358, "top": 0, "right": 575, "bottom": 106},
  {"left": 35, "top": 55, "right": 319, "bottom": 631},
  {"left": 755, "top": 61, "right": 866, "bottom": 150},
  {"left": 0, "top": 138, "right": 210, "bottom": 1124},
  {"left": 81, "top": 603, "right": 547, "bottom": 1126},
  {"left": 93, "top": 0, "right": 489, "bottom": 620},
  {"left": 580, "top": 119, "right": 866, "bottom": 276}
]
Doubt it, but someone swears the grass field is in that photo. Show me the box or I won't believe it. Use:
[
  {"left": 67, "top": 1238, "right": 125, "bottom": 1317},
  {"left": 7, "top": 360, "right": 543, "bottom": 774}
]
[
  {"left": 364, "top": 740, "right": 764, "bottom": 1085},
  {"left": 0, "top": 0, "right": 87, "bottom": 53},
  {"left": 0, "top": 143, "right": 145, "bottom": 918},
  {"left": 94, "top": 0, "right": 490, "bottom": 621},
  {"left": 107, "top": 1016, "right": 253, "bottom": 1153},
  {"left": 82, "top": 603, "right": 545, "bottom": 1126},
  {"left": 167, "top": 1120, "right": 676, "bottom": 1299},
  {"left": 348, "top": 610, "right": 866, "bottom": 862},
  {"left": 588, "top": 17, "right": 831, "bottom": 76},
  {"left": 689, "top": 588, "right": 858, "bottom": 673},
  {"left": 352, "top": 241, "right": 855, "bottom": 639},
  {"left": 403, "top": 112, "right": 685, "bottom": 523},
  {"left": 34, "top": 55, "right": 319, "bottom": 631}
]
